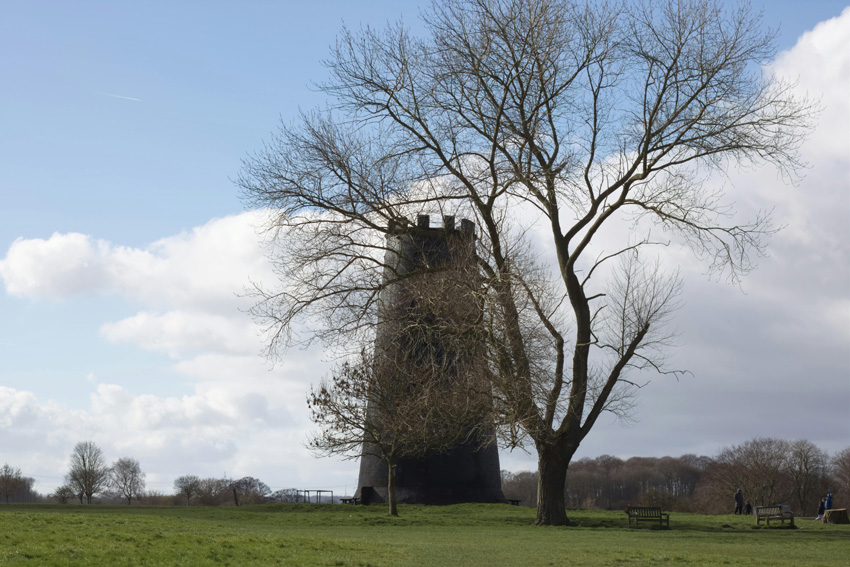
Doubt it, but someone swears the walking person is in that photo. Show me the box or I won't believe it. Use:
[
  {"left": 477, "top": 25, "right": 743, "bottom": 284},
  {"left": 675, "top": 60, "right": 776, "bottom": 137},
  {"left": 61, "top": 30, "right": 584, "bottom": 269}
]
[{"left": 734, "top": 488, "right": 744, "bottom": 515}]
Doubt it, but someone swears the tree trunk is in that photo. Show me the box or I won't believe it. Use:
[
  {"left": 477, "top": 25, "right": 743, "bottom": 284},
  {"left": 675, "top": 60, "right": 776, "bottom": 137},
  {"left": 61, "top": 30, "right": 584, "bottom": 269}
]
[
  {"left": 387, "top": 461, "right": 398, "bottom": 517},
  {"left": 536, "top": 441, "right": 571, "bottom": 526}
]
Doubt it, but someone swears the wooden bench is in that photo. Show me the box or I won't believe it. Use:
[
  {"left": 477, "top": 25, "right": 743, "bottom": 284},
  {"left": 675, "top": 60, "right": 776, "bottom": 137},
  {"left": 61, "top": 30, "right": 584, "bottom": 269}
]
[
  {"left": 755, "top": 505, "right": 794, "bottom": 526},
  {"left": 340, "top": 497, "right": 360, "bottom": 505},
  {"left": 627, "top": 506, "right": 670, "bottom": 528}
]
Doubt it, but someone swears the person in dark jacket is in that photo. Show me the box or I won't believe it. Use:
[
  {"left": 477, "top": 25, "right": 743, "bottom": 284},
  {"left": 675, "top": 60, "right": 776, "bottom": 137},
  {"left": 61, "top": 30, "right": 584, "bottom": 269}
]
[
  {"left": 815, "top": 497, "right": 826, "bottom": 521},
  {"left": 744, "top": 501, "right": 752, "bottom": 515},
  {"left": 734, "top": 488, "right": 744, "bottom": 514},
  {"left": 825, "top": 492, "right": 833, "bottom": 510}
]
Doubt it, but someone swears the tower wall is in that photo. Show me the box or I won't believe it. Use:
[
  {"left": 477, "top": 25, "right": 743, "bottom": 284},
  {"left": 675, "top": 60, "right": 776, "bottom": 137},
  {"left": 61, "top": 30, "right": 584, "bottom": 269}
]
[{"left": 355, "top": 214, "right": 505, "bottom": 505}]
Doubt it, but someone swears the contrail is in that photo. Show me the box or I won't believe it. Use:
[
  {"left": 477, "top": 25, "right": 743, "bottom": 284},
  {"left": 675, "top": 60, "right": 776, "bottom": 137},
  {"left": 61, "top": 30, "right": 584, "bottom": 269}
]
[{"left": 94, "top": 91, "right": 142, "bottom": 102}]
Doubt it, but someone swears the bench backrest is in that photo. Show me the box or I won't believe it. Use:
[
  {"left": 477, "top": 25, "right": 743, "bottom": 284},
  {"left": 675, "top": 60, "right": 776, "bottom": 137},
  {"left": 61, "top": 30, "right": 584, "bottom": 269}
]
[
  {"left": 756, "top": 506, "right": 781, "bottom": 516},
  {"left": 629, "top": 506, "right": 662, "bottom": 517}
]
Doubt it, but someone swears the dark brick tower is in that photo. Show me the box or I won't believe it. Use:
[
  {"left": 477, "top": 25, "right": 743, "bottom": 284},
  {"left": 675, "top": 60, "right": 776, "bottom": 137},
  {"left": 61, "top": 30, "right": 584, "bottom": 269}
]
[{"left": 355, "top": 214, "right": 504, "bottom": 505}]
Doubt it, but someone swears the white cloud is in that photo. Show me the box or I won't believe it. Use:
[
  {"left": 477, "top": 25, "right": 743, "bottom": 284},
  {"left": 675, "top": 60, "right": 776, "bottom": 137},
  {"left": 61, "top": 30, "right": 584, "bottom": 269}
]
[
  {"left": 772, "top": 7, "right": 850, "bottom": 163},
  {"left": 100, "top": 310, "right": 261, "bottom": 357},
  {"left": 0, "top": 210, "right": 345, "bottom": 492},
  {"left": 0, "top": 386, "right": 41, "bottom": 428},
  {"left": 0, "top": 212, "right": 275, "bottom": 311},
  {"left": 0, "top": 233, "right": 112, "bottom": 299},
  {"left": 0, "top": 370, "right": 346, "bottom": 493}
]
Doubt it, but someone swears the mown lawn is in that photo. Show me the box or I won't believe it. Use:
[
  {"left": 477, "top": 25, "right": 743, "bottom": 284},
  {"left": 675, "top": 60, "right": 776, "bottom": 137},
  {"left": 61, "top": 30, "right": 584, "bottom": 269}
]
[{"left": 0, "top": 503, "right": 847, "bottom": 566}]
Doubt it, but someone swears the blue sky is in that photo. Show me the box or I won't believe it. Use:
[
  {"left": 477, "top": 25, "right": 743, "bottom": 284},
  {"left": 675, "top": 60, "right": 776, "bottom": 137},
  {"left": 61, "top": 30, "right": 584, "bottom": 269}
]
[{"left": 1, "top": 1, "right": 848, "bottom": 496}]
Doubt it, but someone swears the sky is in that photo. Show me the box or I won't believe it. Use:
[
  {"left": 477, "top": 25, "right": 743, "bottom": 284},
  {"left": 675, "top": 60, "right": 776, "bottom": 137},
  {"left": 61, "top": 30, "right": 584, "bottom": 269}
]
[{"left": 1, "top": 1, "right": 848, "bottom": 498}]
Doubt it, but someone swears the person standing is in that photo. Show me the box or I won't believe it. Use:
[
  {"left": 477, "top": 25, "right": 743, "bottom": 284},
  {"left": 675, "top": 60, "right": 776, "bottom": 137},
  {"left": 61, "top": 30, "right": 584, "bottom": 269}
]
[
  {"left": 815, "top": 497, "right": 826, "bottom": 521},
  {"left": 825, "top": 492, "right": 833, "bottom": 510},
  {"left": 734, "top": 488, "right": 744, "bottom": 514},
  {"left": 745, "top": 501, "right": 752, "bottom": 515}
]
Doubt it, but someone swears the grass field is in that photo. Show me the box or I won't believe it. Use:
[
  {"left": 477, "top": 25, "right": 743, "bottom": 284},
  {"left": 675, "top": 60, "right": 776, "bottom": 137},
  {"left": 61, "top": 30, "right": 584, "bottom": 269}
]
[{"left": 1, "top": 503, "right": 847, "bottom": 566}]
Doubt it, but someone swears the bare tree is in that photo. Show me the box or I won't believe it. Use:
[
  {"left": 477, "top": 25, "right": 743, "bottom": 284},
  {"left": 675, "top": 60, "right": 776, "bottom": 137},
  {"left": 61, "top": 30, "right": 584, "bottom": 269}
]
[
  {"left": 308, "top": 342, "right": 492, "bottom": 516},
  {"left": 239, "top": 0, "right": 815, "bottom": 525},
  {"left": 230, "top": 477, "right": 271, "bottom": 506},
  {"left": 713, "top": 437, "right": 792, "bottom": 508},
  {"left": 67, "top": 441, "right": 109, "bottom": 504},
  {"left": 196, "top": 477, "right": 230, "bottom": 506},
  {"left": 51, "top": 484, "right": 77, "bottom": 505},
  {"left": 268, "top": 488, "right": 301, "bottom": 503},
  {"left": 108, "top": 458, "right": 146, "bottom": 506},
  {"left": 0, "top": 464, "right": 26, "bottom": 504},
  {"left": 785, "top": 439, "right": 829, "bottom": 515},
  {"left": 61, "top": 475, "right": 85, "bottom": 504},
  {"left": 832, "top": 447, "right": 850, "bottom": 503},
  {"left": 173, "top": 475, "right": 201, "bottom": 506}
]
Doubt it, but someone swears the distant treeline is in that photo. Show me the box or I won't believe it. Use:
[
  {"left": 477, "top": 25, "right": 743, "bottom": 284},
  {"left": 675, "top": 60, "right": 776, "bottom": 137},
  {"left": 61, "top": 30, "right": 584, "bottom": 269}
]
[
  {"left": 502, "top": 438, "right": 850, "bottom": 515},
  {"left": 2, "top": 473, "right": 323, "bottom": 507},
  {"left": 5, "top": 437, "right": 848, "bottom": 514}
]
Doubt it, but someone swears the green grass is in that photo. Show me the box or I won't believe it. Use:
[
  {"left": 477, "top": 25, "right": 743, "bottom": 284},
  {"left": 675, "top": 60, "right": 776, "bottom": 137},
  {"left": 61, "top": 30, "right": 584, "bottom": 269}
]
[{"left": 1, "top": 503, "right": 847, "bottom": 566}]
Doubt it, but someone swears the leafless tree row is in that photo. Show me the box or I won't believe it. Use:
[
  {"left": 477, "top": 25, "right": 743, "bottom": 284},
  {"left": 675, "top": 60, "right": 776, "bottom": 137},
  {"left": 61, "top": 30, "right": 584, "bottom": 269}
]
[
  {"left": 49, "top": 441, "right": 146, "bottom": 505},
  {"left": 501, "top": 438, "right": 849, "bottom": 515},
  {"left": 172, "top": 474, "right": 288, "bottom": 506},
  {"left": 701, "top": 438, "right": 845, "bottom": 515},
  {"left": 5, "top": 440, "right": 291, "bottom": 507},
  {"left": 0, "top": 464, "right": 37, "bottom": 504}
]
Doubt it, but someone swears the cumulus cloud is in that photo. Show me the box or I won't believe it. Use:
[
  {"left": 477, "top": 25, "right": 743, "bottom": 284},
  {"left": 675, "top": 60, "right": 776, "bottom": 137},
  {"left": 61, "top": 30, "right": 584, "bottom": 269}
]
[
  {"left": 0, "top": 212, "right": 275, "bottom": 309},
  {"left": 0, "top": 386, "right": 41, "bottom": 428},
  {"left": 0, "top": 367, "right": 341, "bottom": 493},
  {"left": 0, "top": 233, "right": 113, "bottom": 299},
  {"left": 0, "top": 211, "right": 345, "bottom": 491},
  {"left": 100, "top": 310, "right": 261, "bottom": 357},
  {"left": 772, "top": 7, "right": 850, "bottom": 163}
]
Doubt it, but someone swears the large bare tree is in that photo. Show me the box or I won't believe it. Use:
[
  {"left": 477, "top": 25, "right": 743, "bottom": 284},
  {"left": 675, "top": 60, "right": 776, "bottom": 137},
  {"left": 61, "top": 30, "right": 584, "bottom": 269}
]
[
  {"left": 67, "top": 441, "right": 109, "bottom": 504},
  {"left": 108, "top": 457, "right": 146, "bottom": 506},
  {"left": 239, "top": 0, "right": 814, "bottom": 525}
]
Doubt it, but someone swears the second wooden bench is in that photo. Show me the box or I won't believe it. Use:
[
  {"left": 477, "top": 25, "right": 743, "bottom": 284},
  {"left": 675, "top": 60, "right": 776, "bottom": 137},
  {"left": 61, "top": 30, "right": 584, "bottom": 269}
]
[
  {"left": 755, "top": 505, "right": 794, "bottom": 526},
  {"left": 627, "top": 506, "right": 670, "bottom": 528}
]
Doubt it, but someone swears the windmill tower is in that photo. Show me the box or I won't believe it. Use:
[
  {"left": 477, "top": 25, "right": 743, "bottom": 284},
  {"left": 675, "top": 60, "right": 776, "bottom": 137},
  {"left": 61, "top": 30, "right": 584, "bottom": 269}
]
[{"left": 355, "top": 214, "right": 505, "bottom": 505}]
